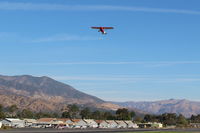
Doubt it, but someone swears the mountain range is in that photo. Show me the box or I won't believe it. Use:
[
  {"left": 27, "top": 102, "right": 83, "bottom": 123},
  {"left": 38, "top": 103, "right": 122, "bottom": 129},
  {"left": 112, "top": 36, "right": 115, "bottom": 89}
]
[
  {"left": 0, "top": 75, "right": 120, "bottom": 112},
  {"left": 0, "top": 74, "right": 200, "bottom": 117},
  {"left": 112, "top": 99, "right": 200, "bottom": 117}
]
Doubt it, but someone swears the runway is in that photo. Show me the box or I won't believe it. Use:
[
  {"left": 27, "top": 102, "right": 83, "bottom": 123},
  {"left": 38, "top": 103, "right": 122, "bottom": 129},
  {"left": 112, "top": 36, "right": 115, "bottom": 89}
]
[{"left": 1, "top": 128, "right": 200, "bottom": 133}]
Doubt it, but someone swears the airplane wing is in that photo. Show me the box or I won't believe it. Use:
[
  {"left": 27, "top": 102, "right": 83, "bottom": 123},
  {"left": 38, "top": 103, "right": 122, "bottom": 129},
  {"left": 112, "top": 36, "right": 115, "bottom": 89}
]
[
  {"left": 102, "top": 27, "right": 114, "bottom": 29},
  {"left": 91, "top": 27, "right": 101, "bottom": 29}
]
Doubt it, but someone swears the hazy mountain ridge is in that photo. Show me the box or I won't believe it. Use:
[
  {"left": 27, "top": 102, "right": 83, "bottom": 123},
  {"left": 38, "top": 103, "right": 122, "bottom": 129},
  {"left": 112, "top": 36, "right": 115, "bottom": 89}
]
[
  {"left": 113, "top": 99, "right": 200, "bottom": 117},
  {"left": 0, "top": 75, "right": 120, "bottom": 112},
  {"left": 1, "top": 74, "right": 198, "bottom": 117}
]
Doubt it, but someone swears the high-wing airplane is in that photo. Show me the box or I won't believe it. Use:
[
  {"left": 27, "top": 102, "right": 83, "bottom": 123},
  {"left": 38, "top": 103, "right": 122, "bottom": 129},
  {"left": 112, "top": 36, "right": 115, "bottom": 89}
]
[{"left": 91, "top": 27, "right": 114, "bottom": 34}]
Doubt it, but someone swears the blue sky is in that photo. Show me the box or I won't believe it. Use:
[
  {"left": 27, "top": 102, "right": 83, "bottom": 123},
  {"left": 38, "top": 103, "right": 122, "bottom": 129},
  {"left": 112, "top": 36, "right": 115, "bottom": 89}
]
[{"left": 1, "top": 0, "right": 200, "bottom": 101}]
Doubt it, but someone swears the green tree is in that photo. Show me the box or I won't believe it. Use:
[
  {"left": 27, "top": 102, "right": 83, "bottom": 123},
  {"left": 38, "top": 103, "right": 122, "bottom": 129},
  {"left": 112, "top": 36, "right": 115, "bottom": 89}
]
[
  {"left": 116, "top": 108, "right": 131, "bottom": 120},
  {"left": 52, "top": 112, "right": 60, "bottom": 118},
  {"left": 190, "top": 114, "right": 200, "bottom": 123},
  {"left": 130, "top": 111, "right": 136, "bottom": 120},
  {"left": 8, "top": 104, "right": 18, "bottom": 117},
  {"left": 80, "top": 107, "right": 91, "bottom": 119},
  {"left": 62, "top": 111, "right": 70, "bottom": 118},
  {"left": 177, "top": 114, "right": 188, "bottom": 127},
  {"left": 0, "top": 104, "right": 3, "bottom": 112},
  {"left": 0, "top": 104, "right": 5, "bottom": 119},
  {"left": 8, "top": 105, "right": 18, "bottom": 113},
  {"left": 91, "top": 110, "right": 102, "bottom": 120},
  {"left": 18, "top": 109, "right": 34, "bottom": 118},
  {"left": 36, "top": 112, "right": 60, "bottom": 119},
  {"left": 190, "top": 115, "right": 196, "bottom": 122},
  {"left": 67, "top": 104, "right": 79, "bottom": 118},
  {"left": 143, "top": 114, "right": 154, "bottom": 122},
  {"left": 103, "top": 111, "right": 115, "bottom": 120},
  {"left": 0, "top": 111, "right": 5, "bottom": 119},
  {"left": 161, "top": 113, "right": 177, "bottom": 126}
]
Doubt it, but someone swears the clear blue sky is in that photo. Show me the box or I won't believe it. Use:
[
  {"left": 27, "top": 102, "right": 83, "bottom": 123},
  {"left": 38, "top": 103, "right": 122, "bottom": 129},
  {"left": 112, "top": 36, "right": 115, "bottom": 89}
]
[{"left": 1, "top": 0, "right": 200, "bottom": 101}]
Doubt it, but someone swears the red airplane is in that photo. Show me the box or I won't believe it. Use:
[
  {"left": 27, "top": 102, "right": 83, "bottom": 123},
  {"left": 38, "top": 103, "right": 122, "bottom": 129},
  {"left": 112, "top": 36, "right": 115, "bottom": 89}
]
[{"left": 91, "top": 27, "right": 114, "bottom": 34}]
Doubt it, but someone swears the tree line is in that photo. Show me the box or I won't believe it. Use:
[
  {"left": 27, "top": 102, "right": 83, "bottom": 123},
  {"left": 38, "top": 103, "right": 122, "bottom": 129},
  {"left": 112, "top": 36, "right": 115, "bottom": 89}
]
[
  {"left": 143, "top": 113, "right": 188, "bottom": 127},
  {"left": 61, "top": 105, "right": 135, "bottom": 120},
  {"left": 141, "top": 113, "right": 200, "bottom": 127},
  {"left": 0, "top": 104, "right": 135, "bottom": 120},
  {"left": 1, "top": 104, "right": 200, "bottom": 127}
]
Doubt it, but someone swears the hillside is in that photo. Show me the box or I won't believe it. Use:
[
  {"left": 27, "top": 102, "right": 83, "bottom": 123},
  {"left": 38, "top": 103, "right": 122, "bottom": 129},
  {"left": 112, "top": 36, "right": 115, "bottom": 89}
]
[
  {"left": 0, "top": 75, "right": 120, "bottom": 112},
  {"left": 113, "top": 99, "right": 200, "bottom": 117}
]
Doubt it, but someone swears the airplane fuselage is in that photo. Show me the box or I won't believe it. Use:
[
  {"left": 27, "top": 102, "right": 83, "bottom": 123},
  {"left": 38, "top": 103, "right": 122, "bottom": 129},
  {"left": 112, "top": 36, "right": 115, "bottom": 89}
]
[{"left": 99, "top": 27, "right": 107, "bottom": 34}]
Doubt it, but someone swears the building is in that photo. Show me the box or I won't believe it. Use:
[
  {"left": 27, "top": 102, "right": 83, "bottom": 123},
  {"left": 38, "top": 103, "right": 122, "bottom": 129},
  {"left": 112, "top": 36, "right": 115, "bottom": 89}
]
[
  {"left": 95, "top": 120, "right": 108, "bottom": 128},
  {"left": 124, "top": 120, "right": 139, "bottom": 128},
  {"left": 106, "top": 120, "right": 118, "bottom": 128},
  {"left": 84, "top": 119, "right": 98, "bottom": 128},
  {"left": 151, "top": 122, "right": 163, "bottom": 128},
  {"left": 24, "top": 119, "right": 37, "bottom": 127},
  {"left": 190, "top": 123, "right": 200, "bottom": 128},
  {"left": 71, "top": 119, "right": 87, "bottom": 128},
  {"left": 36, "top": 118, "right": 59, "bottom": 128},
  {"left": 137, "top": 122, "right": 163, "bottom": 128},
  {"left": 115, "top": 120, "right": 127, "bottom": 128},
  {"left": 1, "top": 118, "right": 25, "bottom": 128},
  {"left": 57, "top": 118, "right": 73, "bottom": 127}
]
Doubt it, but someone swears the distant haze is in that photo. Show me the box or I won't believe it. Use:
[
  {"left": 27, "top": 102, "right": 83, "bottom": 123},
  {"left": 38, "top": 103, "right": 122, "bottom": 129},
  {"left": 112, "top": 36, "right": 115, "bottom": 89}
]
[{"left": 112, "top": 99, "right": 200, "bottom": 117}]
